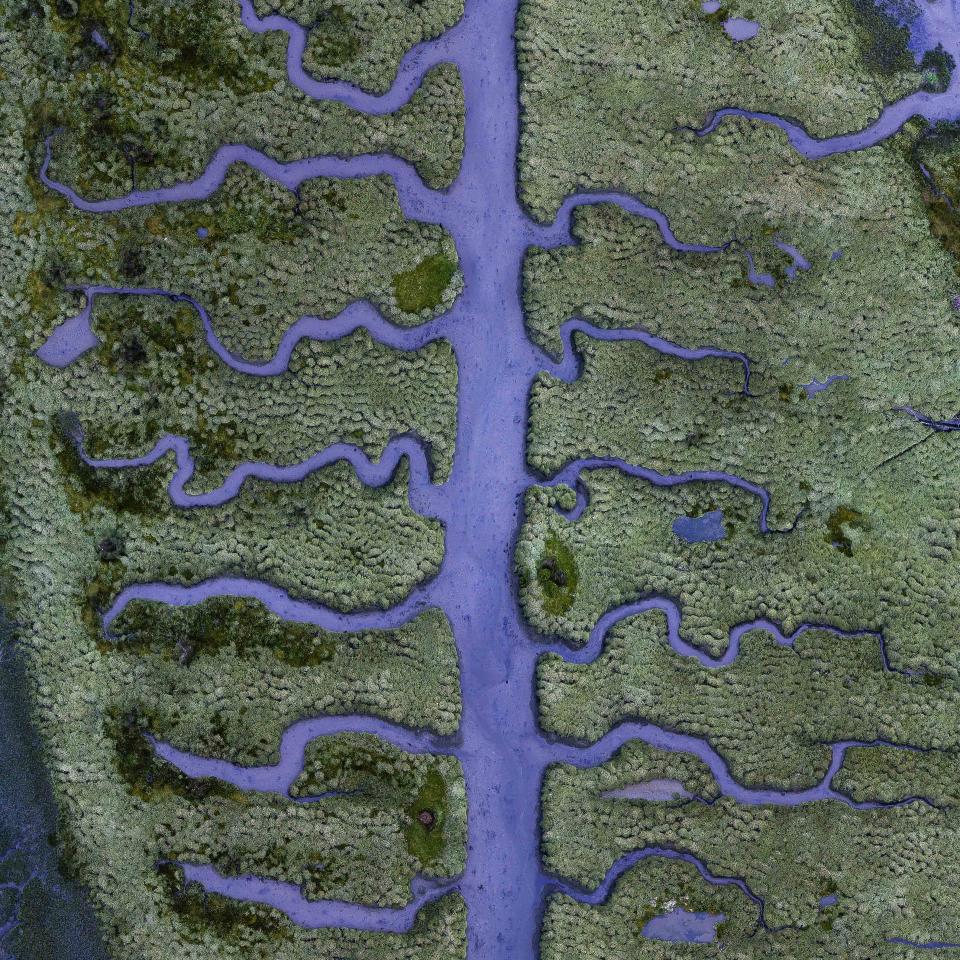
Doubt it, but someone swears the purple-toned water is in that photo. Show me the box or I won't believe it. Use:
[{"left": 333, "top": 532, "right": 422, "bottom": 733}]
[
  {"left": 36, "top": 294, "right": 99, "bottom": 367},
  {"left": 37, "top": 0, "right": 960, "bottom": 954},
  {"left": 803, "top": 374, "right": 849, "bottom": 397},
  {"left": 642, "top": 907, "right": 725, "bottom": 942},
  {"left": 75, "top": 429, "right": 445, "bottom": 515},
  {"left": 900, "top": 0, "right": 954, "bottom": 59},
  {"left": 601, "top": 778, "right": 692, "bottom": 801},
  {"left": 175, "top": 864, "right": 457, "bottom": 930},
  {"left": 692, "top": 0, "right": 960, "bottom": 156},
  {"left": 898, "top": 404, "right": 960, "bottom": 431},
  {"left": 774, "top": 239, "right": 811, "bottom": 278},
  {"left": 723, "top": 18, "right": 760, "bottom": 41},
  {"left": 673, "top": 509, "right": 727, "bottom": 543}
]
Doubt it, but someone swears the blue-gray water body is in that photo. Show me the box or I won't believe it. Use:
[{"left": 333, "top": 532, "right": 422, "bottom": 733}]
[
  {"left": 724, "top": 17, "right": 761, "bottom": 40},
  {"left": 22, "top": 0, "right": 960, "bottom": 953},
  {"left": 642, "top": 907, "right": 726, "bottom": 943},
  {"left": 0, "top": 642, "right": 108, "bottom": 960},
  {"left": 673, "top": 510, "right": 727, "bottom": 543}
]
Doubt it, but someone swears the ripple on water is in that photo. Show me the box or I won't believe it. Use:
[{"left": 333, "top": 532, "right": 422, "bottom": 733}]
[{"left": 600, "top": 778, "right": 693, "bottom": 802}]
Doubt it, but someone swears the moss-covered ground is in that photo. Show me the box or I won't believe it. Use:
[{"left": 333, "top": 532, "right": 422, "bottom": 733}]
[
  {"left": 540, "top": 744, "right": 958, "bottom": 956},
  {"left": 249, "top": 0, "right": 464, "bottom": 95},
  {"left": 521, "top": 2, "right": 960, "bottom": 953},
  {"left": 0, "top": 4, "right": 465, "bottom": 956},
  {"left": 517, "top": 0, "right": 925, "bottom": 219},
  {"left": 291, "top": 734, "right": 467, "bottom": 893},
  {"left": 60, "top": 294, "right": 458, "bottom": 484},
  {"left": 6, "top": 0, "right": 464, "bottom": 197}
]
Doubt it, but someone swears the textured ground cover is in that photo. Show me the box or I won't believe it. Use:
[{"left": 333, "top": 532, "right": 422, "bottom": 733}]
[
  {"left": 0, "top": 354, "right": 457, "bottom": 955},
  {"left": 248, "top": 0, "right": 465, "bottom": 94},
  {"left": 0, "top": 2, "right": 465, "bottom": 956},
  {"left": 3, "top": 0, "right": 960, "bottom": 956},
  {"left": 538, "top": 608, "right": 960, "bottom": 788},
  {"left": 19, "top": 165, "right": 462, "bottom": 361},
  {"left": 6, "top": 0, "right": 463, "bottom": 196},
  {"left": 517, "top": 0, "right": 928, "bottom": 219},
  {"left": 58, "top": 295, "right": 458, "bottom": 485},
  {"left": 519, "top": 0, "right": 960, "bottom": 954},
  {"left": 540, "top": 744, "right": 955, "bottom": 957}
]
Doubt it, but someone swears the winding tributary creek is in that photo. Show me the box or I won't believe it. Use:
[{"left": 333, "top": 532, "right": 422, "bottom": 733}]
[{"left": 34, "top": 0, "right": 960, "bottom": 954}]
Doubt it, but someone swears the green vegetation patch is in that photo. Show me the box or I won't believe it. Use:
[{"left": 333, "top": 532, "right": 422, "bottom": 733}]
[
  {"left": 0, "top": 3, "right": 467, "bottom": 955},
  {"left": 103, "top": 600, "right": 461, "bottom": 765},
  {"left": 824, "top": 504, "right": 870, "bottom": 557},
  {"left": 541, "top": 747, "right": 960, "bottom": 951},
  {"left": 522, "top": 120, "right": 960, "bottom": 541},
  {"left": 107, "top": 708, "right": 248, "bottom": 804},
  {"left": 51, "top": 412, "right": 170, "bottom": 517},
  {"left": 537, "top": 606, "right": 960, "bottom": 789},
  {"left": 308, "top": 4, "right": 361, "bottom": 66},
  {"left": 915, "top": 122, "right": 960, "bottom": 265},
  {"left": 848, "top": 0, "right": 916, "bottom": 76},
  {"left": 405, "top": 768, "right": 450, "bottom": 866},
  {"left": 110, "top": 595, "right": 337, "bottom": 667},
  {"left": 393, "top": 254, "right": 459, "bottom": 314},
  {"left": 60, "top": 294, "right": 459, "bottom": 485},
  {"left": 50, "top": 413, "right": 446, "bottom": 614},
  {"left": 919, "top": 45, "right": 955, "bottom": 92},
  {"left": 536, "top": 535, "right": 579, "bottom": 616},
  {"left": 292, "top": 734, "right": 467, "bottom": 884},
  {"left": 3, "top": 385, "right": 466, "bottom": 945}
]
